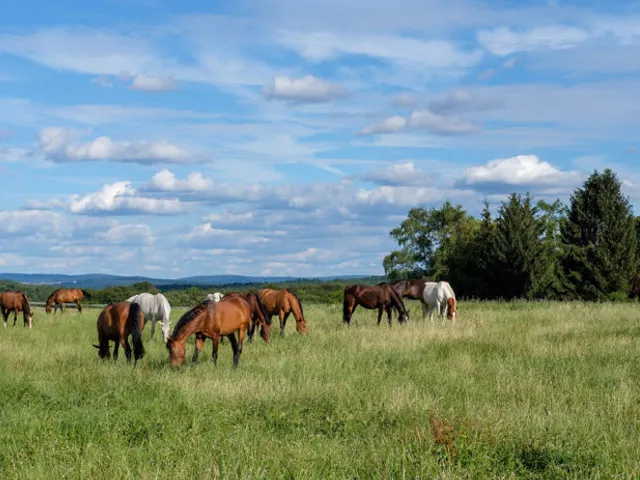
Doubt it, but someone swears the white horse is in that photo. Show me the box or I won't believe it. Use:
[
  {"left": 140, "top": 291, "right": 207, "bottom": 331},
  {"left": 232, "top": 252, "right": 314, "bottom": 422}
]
[
  {"left": 205, "top": 292, "right": 224, "bottom": 302},
  {"left": 422, "top": 281, "right": 457, "bottom": 323},
  {"left": 126, "top": 292, "right": 171, "bottom": 341}
]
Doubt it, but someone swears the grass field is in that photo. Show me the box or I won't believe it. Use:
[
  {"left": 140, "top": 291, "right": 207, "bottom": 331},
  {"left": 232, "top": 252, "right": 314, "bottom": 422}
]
[{"left": 1, "top": 301, "right": 640, "bottom": 479}]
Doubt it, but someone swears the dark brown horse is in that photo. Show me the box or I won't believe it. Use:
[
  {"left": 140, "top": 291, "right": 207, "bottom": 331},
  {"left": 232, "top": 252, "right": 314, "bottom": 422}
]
[
  {"left": 93, "top": 302, "right": 145, "bottom": 365},
  {"left": 45, "top": 288, "right": 90, "bottom": 313},
  {"left": 0, "top": 291, "right": 33, "bottom": 329},
  {"left": 259, "top": 288, "right": 308, "bottom": 336},
  {"left": 221, "top": 291, "right": 272, "bottom": 343},
  {"left": 389, "top": 278, "right": 431, "bottom": 319},
  {"left": 343, "top": 283, "right": 409, "bottom": 326},
  {"left": 166, "top": 296, "right": 252, "bottom": 368}
]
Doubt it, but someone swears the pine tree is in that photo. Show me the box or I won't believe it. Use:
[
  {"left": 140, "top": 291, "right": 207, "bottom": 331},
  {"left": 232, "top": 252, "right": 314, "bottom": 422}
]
[
  {"left": 560, "top": 169, "right": 637, "bottom": 300},
  {"left": 492, "top": 192, "right": 548, "bottom": 299}
]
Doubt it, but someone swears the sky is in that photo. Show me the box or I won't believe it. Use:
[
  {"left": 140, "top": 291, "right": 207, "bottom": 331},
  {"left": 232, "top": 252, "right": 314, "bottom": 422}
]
[{"left": 1, "top": 0, "right": 640, "bottom": 278}]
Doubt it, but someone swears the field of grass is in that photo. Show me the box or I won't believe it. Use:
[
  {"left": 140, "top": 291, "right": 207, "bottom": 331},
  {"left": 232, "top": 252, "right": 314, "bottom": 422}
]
[{"left": 1, "top": 300, "right": 640, "bottom": 478}]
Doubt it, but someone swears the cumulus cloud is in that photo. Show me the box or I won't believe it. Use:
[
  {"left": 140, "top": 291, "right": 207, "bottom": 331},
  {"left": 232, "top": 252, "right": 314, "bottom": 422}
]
[
  {"left": 359, "top": 162, "right": 433, "bottom": 186},
  {"left": 358, "top": 116, "right": 407, "bottom": 135},
  {"left": 359, "top": 108, "right": 480, "bottom": 136},
  {"left": 262, "top": 75, "right": 348, "bottom": 103},
  {"left": 38, "top": 127, "right": 205, "bottom": 164},
  {"left": 68, "top": 181, "right": 185, "bottom": 215},
  {"left": 459, "top": 154, "right": 583, "bottom": 193},
  {"left": 0, "top": 209, "right": 67, "bottom": 238},
  {"left": 149, "top": 169, "right": 213, "bottom": 192}
]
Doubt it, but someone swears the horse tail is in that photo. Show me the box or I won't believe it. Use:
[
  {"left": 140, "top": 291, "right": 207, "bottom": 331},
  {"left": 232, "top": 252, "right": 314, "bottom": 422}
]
[
  {"left": 128, "top": 302, "right": 145, "bottom": 364},
  {"left": 81, "top": 289, "right": 91, "bottom": 299}
]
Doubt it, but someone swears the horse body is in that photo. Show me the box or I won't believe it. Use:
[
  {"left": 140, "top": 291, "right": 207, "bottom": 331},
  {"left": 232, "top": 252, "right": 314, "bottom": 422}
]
[
  {"left": 221, "top": 291, "right": 271, "bottom": 343},
  {"left": 126, "top": 292, "right": 171, "bottom": 342},
  {"left": 422, "top": 281, "right": 457, "bottom": 322},
  {"left": 166, "top": 297, "right": 252, "bottom": 368},
  {"left": 259, "top": 288, "right": 308, "bottom": 336},
  {"left": 343, "top": 283, "right": 409, "bottom": 326},
  {"left": 93, "top": 302, "right": 145, "bottom": 365},
  {"left": 205, "top": 292, "right": 224, "bottom": 302},
  {"left": 0, "top": 291, "right": 33, "bottom": 328},
  {"left": 45, "top": 288, "right": 90, "bottom": 313},
  {"left": 390, "top": 278, "right": 431, "bottom": 319}
]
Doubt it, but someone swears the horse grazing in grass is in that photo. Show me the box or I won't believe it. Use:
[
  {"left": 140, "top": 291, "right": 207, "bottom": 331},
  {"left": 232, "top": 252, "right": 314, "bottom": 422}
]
[
  {"left": 166, "top": 297, "right": 252, "bottom": 368},
  {"left": 343, "top": 283, "right": 409, "bottom": 326},
  {"left": 205, "top": 292, "right": 224, "bottom": 302},
  {"left": 390, "top": 278, "right": 432, "bottom": 319},
  {"left": 0, "top": 291, "right": 33, "bottom": 329},
  {"left": 259, "top": 288, "right": 308, "bottom": 336},
  {"left": 423, "top": 281, "right": 457, "bottom": 323},
  {"left": 45, "top": 288, "right": 90, "bottom": 313},
  {"left": 126, "top": 292, "right": 171, "bottom": 342},
  {"left": 93, "top": 302, "right": 145, "bottom": 365}
]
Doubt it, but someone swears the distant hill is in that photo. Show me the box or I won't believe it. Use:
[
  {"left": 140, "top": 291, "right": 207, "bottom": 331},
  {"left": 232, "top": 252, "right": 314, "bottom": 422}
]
[{"left": 0, "top": 272, "right": 378, "bottom": 289}]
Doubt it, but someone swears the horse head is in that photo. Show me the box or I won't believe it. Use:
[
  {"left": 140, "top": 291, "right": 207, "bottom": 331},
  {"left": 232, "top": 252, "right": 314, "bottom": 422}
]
[
  {"left": 447, "top": 297, "right": 457, "bottom": 321},
  {"left": 165, "top": 337, "right": 185, "bottom": 367}
]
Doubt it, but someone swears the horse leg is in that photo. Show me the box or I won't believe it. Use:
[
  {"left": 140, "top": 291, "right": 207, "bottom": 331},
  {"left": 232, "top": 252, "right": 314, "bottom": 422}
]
[
  {"left": 121, "top": 336, "right": 132, "bottom": 364},
  {"left": 281, "top": 311, "right": 291, "bottom": 336},
  {"left": 421, "top": 302, "right": 428, "bottom": 321},
  {"left": 13, "top": 308, "right": 18, "bottom": 326},
  {"left": 237, "top": 326, "right": 246, "bottom": 357},
  {"left": 377, "top": 306, "right": 384, "bottom": 326},
  {"left": 428, "top": 305, "right": 436, "bottom": 323},
  {"left": 76, "top": 300, "right": 82, "bottom": 313},
  {"left": 192, "top": 333, "right": 205, "bottom": 363},
  {"left": 248, "top": 318, "right": 256, "bottom": 343},
  {"left": 227, "top": 333, "right": 240, "bottom": 367},
  {"left": 113, "top": 341, "right": 119, "bottom": 361},
  {"left": 385, "top": 305, "right": 393, "bottom": 326},
  {"left": 2, "top": 308, "right": 8, "bottom": 328},
  {"left": 149, "top": 318, "right": 156, "bottom": 341},
  {"left": 211, "top": 335, "right": 220, "bottom": 366}
]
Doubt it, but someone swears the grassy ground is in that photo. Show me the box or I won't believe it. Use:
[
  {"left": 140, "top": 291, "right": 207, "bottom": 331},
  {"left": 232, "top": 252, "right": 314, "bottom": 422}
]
[{"left": 1, "top": 301, "right": 639, "bottom": 479}]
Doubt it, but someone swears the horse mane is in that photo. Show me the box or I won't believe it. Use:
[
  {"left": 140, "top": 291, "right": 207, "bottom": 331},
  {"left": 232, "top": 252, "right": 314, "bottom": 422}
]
[
  {"left": 385, "top": 284, "right": 408, "bottom": 315},
  {"left": 21, "top": 292, "right": 31, "bottom": 315},
  {"left": 250, "top": 291, "right": 271, "bottom": 325},
  {"left": 170, "top": 300, "right": 212, "bottom": 339},
  {"left": 81, "top": 289, "right": 91, "bottom": 298},
  {"left": 46, "top": 288, "right": 61, "bottom": 302},
  {"left": 284, "top": 288, "right": 304, "bottom": 317}
]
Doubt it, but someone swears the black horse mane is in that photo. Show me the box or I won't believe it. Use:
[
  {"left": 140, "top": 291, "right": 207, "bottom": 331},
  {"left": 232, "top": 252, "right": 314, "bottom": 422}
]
[
  {"left": 170, "top": 300, "right": 212, "bottom": 339},
  {"left": 249, "top": 291, "right": 272, "bottom": 325}
]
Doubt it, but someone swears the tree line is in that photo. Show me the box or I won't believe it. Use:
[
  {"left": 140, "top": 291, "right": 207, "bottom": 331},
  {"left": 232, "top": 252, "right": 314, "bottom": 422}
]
[{"left": 383, "top": 168, "right": 640, "bottom": 301}]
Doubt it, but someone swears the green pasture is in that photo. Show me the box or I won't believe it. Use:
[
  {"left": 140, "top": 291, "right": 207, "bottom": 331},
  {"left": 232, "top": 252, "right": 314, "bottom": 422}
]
[{"left": 1, "top": 301, "right": 639, "bottom": 478}]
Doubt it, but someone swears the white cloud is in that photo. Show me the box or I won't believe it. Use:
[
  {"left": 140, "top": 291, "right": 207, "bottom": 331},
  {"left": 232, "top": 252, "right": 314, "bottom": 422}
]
[
  {"left": 149, "top": 169, "right": 213, "bottom": 192},
  {"left": 128, "top": 74, "right": 178, "bottom": 92},
  {"left": 262, "top": 75, "right": 348, "bottom": 103},
  {"left": 0, "top": 146, "right": 34, "bottom": 163},
  {"left": 0, "top": 210, "right": 67, "bottom": 237},
  {"left": 428, "top": 89, "right": 503, "bottom": 115},
  {"left": 38, "top": 127, "right": 206, "bottom": 164},
  {"left": 460, "top": 154, "right": 582, "bottom": 193},
  {"left": 359, "top": 162, "right": 432, "bottom": 187},
  {"left": 358, "top": 116, "right": 407, "bottom": 135},
  {"left": 359, "top": 108, "right": 480, "bottom": 137},
  {"left": 94, "top": 224, "right": 154, "bottom": 245},
  {"left": 68, "top": 181, "right": 185, "bottom": 215},
  {"left": 478, "top": 25, "right": 590, "bottom": 56}
]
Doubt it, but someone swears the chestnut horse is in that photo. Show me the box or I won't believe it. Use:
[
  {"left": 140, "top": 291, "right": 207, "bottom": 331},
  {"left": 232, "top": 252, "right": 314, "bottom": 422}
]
[
  {"left": 193, "top": 291, "right": 272, "bottom": 357},
  {"left": 45, "top": 288, "right": 90, "bottom": 313},
  {"left": 166, "top": 296, "right": 252, "bottom": 368},
  {"left": 390, "top": 278, "right": 431, "bottom": 320},
  {"left": 259, "top": 288, "right": 308, "bottom": 336},
  {"left": 343, "top": 283, "right": 409, "bottom": 326},
  {"left": 0, "top": 291, "right": 33, "bottom": 329},
  {"left": 93, "top": 302, "right": 145, "bottom": 365}
]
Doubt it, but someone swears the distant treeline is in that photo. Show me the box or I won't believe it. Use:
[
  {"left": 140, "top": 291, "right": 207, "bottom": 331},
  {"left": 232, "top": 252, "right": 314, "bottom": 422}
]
[
  {"left": 384, "top": 168, "right": 640, "bottom": 302},
  {"left": 0, "top": 276, "right": 386, "bottom": 307}
]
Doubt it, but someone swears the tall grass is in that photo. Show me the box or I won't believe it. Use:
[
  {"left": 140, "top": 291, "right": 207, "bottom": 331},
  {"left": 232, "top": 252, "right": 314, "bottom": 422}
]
[{"left": 1, "top": 301, "right": 639, "bottom": 478}]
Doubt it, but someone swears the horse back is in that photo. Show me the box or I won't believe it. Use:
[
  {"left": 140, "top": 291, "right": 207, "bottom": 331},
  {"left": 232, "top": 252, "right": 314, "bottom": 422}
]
[{"left": 213, "top": 297, "right": 251, "bottom": 335}]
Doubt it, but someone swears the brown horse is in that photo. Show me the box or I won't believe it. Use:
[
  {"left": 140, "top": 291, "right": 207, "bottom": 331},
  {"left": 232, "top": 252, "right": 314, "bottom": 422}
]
[
  {"left": 259, "top": 288, "right": 308, "bottom": 336},
  {"left": 45, "top": 288, "right": 90, "bottom": 313},
  {"left": 221, "top": 291, "right": 272, "bottom": 343},
  {"left": 0, "top": 291, "right": 33, "bottom": 329},
  {"left": 166, "top": 296, "right": 252, "bottom": 368},
  {"left": 390, "top": 278, "right": 431, "bottom": 319},
  {"left": 93, "top": 302, "right": 145, "bottom": 365},
  {"left": 343, "top": 283, "right": 409, "bottom": 326}
]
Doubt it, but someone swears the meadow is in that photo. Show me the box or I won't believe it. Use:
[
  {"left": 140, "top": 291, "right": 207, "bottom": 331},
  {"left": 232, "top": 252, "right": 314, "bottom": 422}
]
[{"left": 1, "top": 301, "right": 639, "bottom": 479}]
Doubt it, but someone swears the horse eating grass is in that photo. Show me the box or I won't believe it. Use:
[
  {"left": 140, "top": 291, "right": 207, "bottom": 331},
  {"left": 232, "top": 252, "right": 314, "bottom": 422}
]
[
  {"left": 93, "top": 302, "right": 145, "bottom": 365},
  {"left": 166, "top": 297, "right": 252, "bottom": 368},
  {"left": 343, "top": 283, "right": 409, "bottom": 326},
  {"left": 390, "top": 278, "right": 431, "bottom": 320},
  {"left": 126, "top": 292, "right": 171, "bottom": 342},
  {"left": 422, "top": 281, "right": 457, "bottom": 323},
  {"left": 258, "top": 288, "right": 308, "bottom": 336},
  {"left": 45, "top": 288, "right": 90, "bottom": 313},
  {"left": 221, "top": 291, "right": 271, "bottom": 344},
  {"left": 0, "top": 291, "right": 33, "bottom": 329}
]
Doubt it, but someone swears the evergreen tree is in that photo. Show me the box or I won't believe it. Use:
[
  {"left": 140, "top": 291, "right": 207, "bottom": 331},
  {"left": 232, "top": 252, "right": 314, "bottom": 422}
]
[
  {"left": 560, "top": 169, "right": 637, "bottom": 300},
  {"left": 492, "top": 192, "right": 548, "bottom": 299}
]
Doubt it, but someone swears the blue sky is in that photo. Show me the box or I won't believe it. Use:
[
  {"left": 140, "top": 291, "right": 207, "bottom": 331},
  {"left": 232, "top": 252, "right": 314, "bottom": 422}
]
[{"left": 1, "top": 0, "right": 639, "bottom": 278}]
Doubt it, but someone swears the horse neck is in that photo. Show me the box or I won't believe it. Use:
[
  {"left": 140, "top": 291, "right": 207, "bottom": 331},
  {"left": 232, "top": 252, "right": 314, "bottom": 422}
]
[
  {"left": 21, "top": 294, "right": 31, "bottom": 314},
  {"left": 387, "top": 288, "right": 407, "bottom": 314},
  {"left": 288, "top": 293, "right": 304, "bottom": 321}
]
